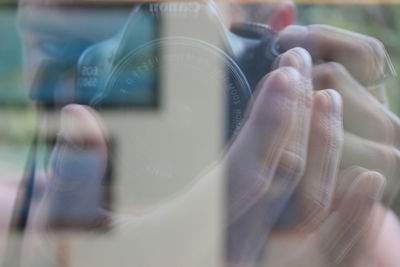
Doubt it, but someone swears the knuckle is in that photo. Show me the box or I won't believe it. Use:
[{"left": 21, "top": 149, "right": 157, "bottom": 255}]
[
  {"left": 247, "top": 102, "right": 293, "bottom": 135},
  {"left": 303, "top": 90, "right": 314, "bottom": 111},
  {"left": 300, "top": 191, "right": 330, "bottom": 228},
  {"left": 310, "top": 100, "right": 342, "bottom": 154},
  {"left": 278, "top": 150, "right": 306, "bottom": 177},
  {"left": 247, "top": 105, "right": 282, "bottom": 132},
  {"left": 311, "top": 111, "right": 331, "bottom": 141},
  {"left": 315, "top": 62, "right": 347, "bottom": 88},
  {"left": 317, "top": 124, "right": 334, "bottom": 148},
  {"left": 324, "top": 61, "right": 347, "bottom": 75}
]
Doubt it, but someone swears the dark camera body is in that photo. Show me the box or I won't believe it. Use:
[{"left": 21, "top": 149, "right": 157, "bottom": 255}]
[
  {"left": 78, "top": 1, "right": 279, "bottom": 136},
  {"left": 31, "top": 1, "right": 280, "bottom": 137},
  {"left": 24, "top": 1, "right": 282, "bottom": 231}
]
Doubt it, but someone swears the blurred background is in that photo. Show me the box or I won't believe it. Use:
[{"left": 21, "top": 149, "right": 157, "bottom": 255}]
[{"left": 0, "top": 0, "right": 34, "bottom": 180}]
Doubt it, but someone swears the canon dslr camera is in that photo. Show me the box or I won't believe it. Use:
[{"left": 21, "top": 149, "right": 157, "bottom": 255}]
[{"left": 31, "top": 1, "right": 280, "bottom": 137}]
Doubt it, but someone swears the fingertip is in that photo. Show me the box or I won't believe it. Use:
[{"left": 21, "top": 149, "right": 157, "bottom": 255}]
[
  {"left": 278, "top": 47, "right": 312, "bottom": 79},
  {"left": 361, "top": 171, "right": 386, "bottom": 200},
  {"left": 61, "top": 104, "right": 101, "bottom": 127},
  {"left": 313, "top": 91, "right": 331, "bottom": 114},
  {"left": 246, "top": 67, "right": 302, "bottom": 142},
  {"left": 324, "top": 89, "right": 342, "bottom": 110},
  {"left": 257, "top": 67, "right": 299, "bottom": 102},
  {"left": 313, "top": 89, "right": 342, "bottom": 115},
  {"left": 348, "top": 170, "right": 386, "bottom": 203},
  {"left": 239, "top": 68, "right": 301, "bottom": 154},
  {"left": 339, "top": 166, "right": 368, "bottom": 181},
  {"left": 60, "top": 104, "right": 106, "bottom": 147},
  {"left": 278, "top": 51, "right": 301, "bottom": 70}
]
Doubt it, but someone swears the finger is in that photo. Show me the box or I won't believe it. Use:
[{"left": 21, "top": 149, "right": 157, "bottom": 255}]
[
  {"left": 315, "top": 171, "right": 385, "bottom": 266},
  {"left": 282, "top": 171, "right": 385, "bottom": 267},
  {"left": 313, "top": 62, "right": 400, "bottom": 147},
  {"left": 45, "top": 104, "right": 109, "bottom": 229},
  {"left": 366, "top": 83, "right": 389, "bottom": 107},
  {"left": 226, "top": 67, "right": 300, "bottom": 223},
  {"left": 265, "top": 47, "right": 313, "bottom": 227},
  {"left": 297, "top": 89, "right": 343, "bottom": 230},
  {"left": 341, "top": 131, "right": 400, "bottom": 204},
  {"left": 277, "top": 47, "right": 313, "bottom": 177},
  {"left": 335, "top": 166, "right": 367, "bottom": 205},
  {"left": 226, "top": 49, "right": 313, "bottom": 264},
  {"left": 278, "top": 24, "right": 389, "bottom": 85}
]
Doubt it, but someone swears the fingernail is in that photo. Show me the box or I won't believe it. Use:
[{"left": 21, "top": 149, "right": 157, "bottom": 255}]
[
  {"left": 263, "top": 67, "right": 300, "bottom": 100},
  {"left": 281, "top": 67, "right": 304, "bottom": 96},
  {"left": 314, "top": 90, "right": 342, "bottom": 115},
  {"left": 279, "top": 52, "right": 301, "bottom": 70},
  {"left": 324, "top": 89, "right": 342, "bottom": 115},
  {"left": 279, "top": 47, "right": 312, "bottom": 80},
  {"left": 313, "top": 91, "right": 331, "bottom": 113},
  {"left": 364, "top": 171, "right": 385, "bottom": 200}
]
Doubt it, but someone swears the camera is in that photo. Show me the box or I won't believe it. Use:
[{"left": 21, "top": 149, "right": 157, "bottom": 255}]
[
  {"left": 31, "top": 1, "right": 280, "bottom": 138},
  {"left": 24, "top": 1, "right": 282, "bottom": 229}
]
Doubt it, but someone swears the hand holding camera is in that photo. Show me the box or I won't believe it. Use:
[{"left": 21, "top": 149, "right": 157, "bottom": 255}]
[
  {"left": 279, "top": 25, "right": 400, "bottom": 206},
  {"left": 3, "top": 1, "right": 400, "bottom": 267}
]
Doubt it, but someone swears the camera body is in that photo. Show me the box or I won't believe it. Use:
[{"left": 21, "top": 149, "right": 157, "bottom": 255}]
[
  {"left": 26, "top": 1, "right": 282, "bottom": 229},
  {"left": 76, "top": 2, "right": 279, "bottom": 136},
  {"left": 31, "top": 1, "right": 279, "bottom": 137}
]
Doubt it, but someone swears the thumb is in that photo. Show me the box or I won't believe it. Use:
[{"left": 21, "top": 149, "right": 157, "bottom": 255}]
[{"left": 45, "top": 104, "right": 110, "bottom": 230}]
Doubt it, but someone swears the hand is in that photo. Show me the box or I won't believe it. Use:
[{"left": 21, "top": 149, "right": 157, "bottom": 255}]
[
  {"left": 10, "top": 48, "right": 354, "bottom": 267},
  {"left": 276, "top": 170, "right": 385, "bottom": 267},
  {"left": 0, "top": 47, "right": 390, "bottom": 267},
  {"left": 225, "top": 47, "right": 386, "bottom": 267},
  {"left": 23, "top": 47, "right": 378, "bottom": 267},
  {"left": 278, "top": 24, "right": 400, "bottom": 207},
  {"left": 40, "top": 105, "right": 109, "bottom": 229}
]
